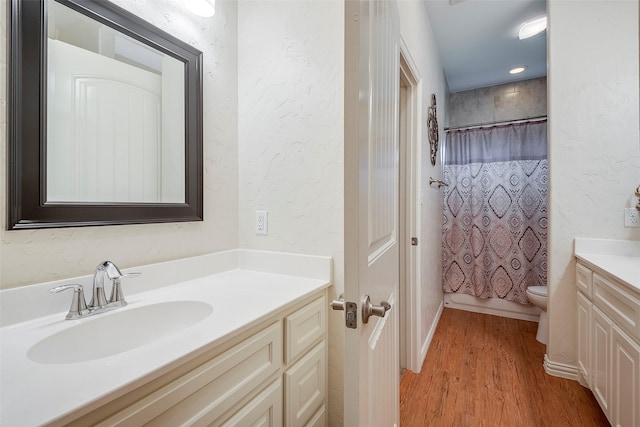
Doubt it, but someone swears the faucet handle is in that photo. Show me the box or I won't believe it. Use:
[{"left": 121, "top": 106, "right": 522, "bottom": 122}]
[
  {"left": 108, "top": 272, "right": 141, "bottom": 307},
  {"left": 49, "top": 284, "right": 88, "bottom": 320}
]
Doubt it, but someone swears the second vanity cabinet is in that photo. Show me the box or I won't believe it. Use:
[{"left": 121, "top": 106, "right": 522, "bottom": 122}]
[
  {"left": 61, "top": 292, "right": 328, "bottom": 427},
  {"left": 576, "top": 262, "right": 640, "bottom": 427}
]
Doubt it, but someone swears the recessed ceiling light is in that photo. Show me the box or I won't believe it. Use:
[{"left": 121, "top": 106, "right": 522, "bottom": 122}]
[
  {"left": 519, "top": 16, "right": 547, "bottom": 40},
  {"left": 510, "top": 66, "right": 527, "bottom": 74},
  {"left": 185, "top": 0, "right": 215, "bottom": 17}
]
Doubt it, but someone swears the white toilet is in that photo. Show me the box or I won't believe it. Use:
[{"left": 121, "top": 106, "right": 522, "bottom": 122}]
[{"left": 526, "top": 286, "right": 548, "bottom": 345}]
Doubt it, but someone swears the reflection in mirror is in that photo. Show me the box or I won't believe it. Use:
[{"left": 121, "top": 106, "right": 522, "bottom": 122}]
[
  {"left": 8, "top": 0, "right": 203, "bottom": 229},
  {"left": 47, "top": 1, "right": 185, "bottom": 203}
]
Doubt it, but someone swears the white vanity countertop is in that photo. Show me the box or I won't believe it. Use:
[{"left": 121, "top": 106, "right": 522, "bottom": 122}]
[
  {"left": 574, "top": 238, "right": 640, "bottom": 292},
  {"left": 0, "top": 251, "right": 331, "bottom": 426}
]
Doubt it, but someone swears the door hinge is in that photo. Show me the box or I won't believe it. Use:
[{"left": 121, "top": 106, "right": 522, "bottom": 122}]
[{"left": 411, "top": 237, "right": 418, "bottom": 246}]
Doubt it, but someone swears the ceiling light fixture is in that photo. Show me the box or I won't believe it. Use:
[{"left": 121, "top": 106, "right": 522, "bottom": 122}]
[
  {"left": 185, "top": 0, "right": 215, "bottom": 17},
  {"left": 509, "top": 66, "right": 527, "bottom": 74},
  {"left": 519, "top": 16, "right": 547, "bottom": 40}
]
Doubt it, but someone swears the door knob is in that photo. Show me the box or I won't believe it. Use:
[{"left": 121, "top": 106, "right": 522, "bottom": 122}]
[
  {"left": 362, "top": 294, "right": 391, "bottom": 324},
  {"left": 330, "top": 294, "right": 345, "bottom": 311}
]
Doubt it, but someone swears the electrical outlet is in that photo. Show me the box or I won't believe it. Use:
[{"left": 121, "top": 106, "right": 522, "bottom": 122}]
[
  {"left": 624, "top": 208, "right": 640, "bottom": 227},
  {"left": 256, "top": 211, "right": 268, "bottom": 235}
]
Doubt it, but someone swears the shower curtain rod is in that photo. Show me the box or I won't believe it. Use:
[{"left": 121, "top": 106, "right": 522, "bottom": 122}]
[{"left": 445, "top": 115, "right": 547, "bottom": 132}]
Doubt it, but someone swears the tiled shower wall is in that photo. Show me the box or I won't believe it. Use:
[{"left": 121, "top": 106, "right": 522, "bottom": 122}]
[{"left": 448, "top": 77, "right": 547, "bottom": 129}]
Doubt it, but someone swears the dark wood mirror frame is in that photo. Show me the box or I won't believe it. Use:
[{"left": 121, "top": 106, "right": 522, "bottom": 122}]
[{"left": 8, "top": 0, "right": 203, "bottom": 230}]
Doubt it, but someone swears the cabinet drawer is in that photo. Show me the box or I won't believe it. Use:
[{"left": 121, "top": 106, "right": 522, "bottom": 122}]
[
  {"left": 101, "top": 322, "right": 283, "bottom": 426},
  {"left": 576, "top": 263, "right": 593, "bottom": 297},
  {"left": 285, "top": 296, "right": 326, "bottom": 364},
  {"left": 218, "top": 378, "right": 283, "bottom": 427},
  {"left": 285, "top": 341, "right": 326, "bottom": 427},
  {"left": 593, "top": 273, "right": 640, "bottom": 341}
]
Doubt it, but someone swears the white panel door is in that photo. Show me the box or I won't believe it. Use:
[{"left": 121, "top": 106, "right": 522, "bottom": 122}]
[
  {"left": 47, "top": 39, "right": 162, "bottom": 202},
  {"left": 344, "top": 0, "right": 400, "bottom": 425}
]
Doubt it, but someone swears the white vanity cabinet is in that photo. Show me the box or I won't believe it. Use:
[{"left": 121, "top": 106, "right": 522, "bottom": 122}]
[
  {"left": 62, "top": 292, "right": 328, "bottom": 427},
  {"left": 576, "top": 262, "right": 640, "bottom": 427}
]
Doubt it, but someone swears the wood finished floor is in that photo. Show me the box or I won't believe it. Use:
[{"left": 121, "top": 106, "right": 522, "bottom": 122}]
[{"left": 399, "top": 308, "right": 609, "bottom": 427}]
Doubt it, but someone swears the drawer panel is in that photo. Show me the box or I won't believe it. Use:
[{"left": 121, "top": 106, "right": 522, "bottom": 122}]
[
  {"left": 593, "top": 273, "right": 640, "bottom": 341},
  {"left": 576, "top": 262, "right": 593, "bottom": 297},
  {"left": 101, "top": 322, "right": 283, "bottom": 426},
  {"left": 285, "top": 296, "right": 326, "bottom": 364},
  {"left": 285, "top": 341, "right": 326, "bottom": 427},
  {"left": 218, "top": 378, "right": 283, "bottom": 427}
]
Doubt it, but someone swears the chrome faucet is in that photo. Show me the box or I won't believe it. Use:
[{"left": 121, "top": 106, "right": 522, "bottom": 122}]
[
  {"left": 90, "top": 261, "right": 126, "bottom": 309},
  {"left": 49, "top": 261, "right": 140, "bottom": 320}
]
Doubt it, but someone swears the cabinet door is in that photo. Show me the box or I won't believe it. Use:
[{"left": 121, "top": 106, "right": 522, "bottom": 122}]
[
  {"left": 285, "top": 341, "right": 326, "bottom": 427},
  {"left": 592, "top": 305, "right": 613, "bottom": 422},
  {"left": 612, "top": 326, "right": 640, "bottom": 427},
  {"left": 577, "top": 292, "right": 592, "bottom": 386}
]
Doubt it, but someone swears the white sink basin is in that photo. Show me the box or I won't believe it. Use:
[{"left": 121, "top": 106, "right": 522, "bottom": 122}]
[{"left": 27, "top": 301, "right": 213, "bottom": 364}]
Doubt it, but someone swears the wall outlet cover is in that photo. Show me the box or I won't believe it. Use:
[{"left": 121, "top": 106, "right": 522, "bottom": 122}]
[
  {"left": 624, "top": 208, "right": 640, "bottom": 227},
  {"left": 256, "top": 211, "right": 268, "bottom": 235}
]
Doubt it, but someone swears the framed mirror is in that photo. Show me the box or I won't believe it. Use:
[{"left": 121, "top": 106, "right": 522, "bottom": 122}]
[{"left": 8, "top": 0, "right": 203, "bottom": 229}]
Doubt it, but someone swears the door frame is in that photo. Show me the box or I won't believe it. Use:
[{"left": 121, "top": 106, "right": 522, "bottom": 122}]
[{"left": 399, "top": 38, "right": 423, "bottom": 373}]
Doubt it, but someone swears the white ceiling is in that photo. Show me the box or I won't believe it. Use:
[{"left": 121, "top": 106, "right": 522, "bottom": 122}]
[{"left": 424, "top": 0, "right": 547, "bottom": 93}]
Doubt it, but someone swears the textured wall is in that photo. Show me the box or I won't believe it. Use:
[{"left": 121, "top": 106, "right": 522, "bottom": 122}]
[
  {"left": 547, "top": 0, "right": 640, "bottom": 367},
  {"left": 236, "top": 1, "right": 345, "bottom": 423},
  {"left": 448, "top": 77, "right": 547, "bottom": 129},
  {"left": 396, "top": 0, "right": 447, "bottom": 363},
  {"left": 0, "top": 0, "right": 239, "bottom": 288}
]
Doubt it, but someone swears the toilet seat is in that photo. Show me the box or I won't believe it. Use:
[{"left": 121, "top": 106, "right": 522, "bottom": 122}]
[{"left": 527, "top": 286, "right": 547, "bottom": 297}]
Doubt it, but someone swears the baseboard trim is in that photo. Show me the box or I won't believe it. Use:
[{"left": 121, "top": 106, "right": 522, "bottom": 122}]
[
  {"left": 543, "top": 354, "right": 580, "bottom": 381},
  {"left": 418, "top": 301, "right": 444, "bottom": 372},
  {"left": 443, "top": 293, "right": 541, "bottom": 322}
]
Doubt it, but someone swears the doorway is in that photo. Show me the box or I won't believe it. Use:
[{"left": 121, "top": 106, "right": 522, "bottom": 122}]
[{"left": 398, "top": 43, "right": 422, "bottom": 374}]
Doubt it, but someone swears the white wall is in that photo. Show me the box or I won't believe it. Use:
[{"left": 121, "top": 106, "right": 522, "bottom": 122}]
[
  {"left": 547, "top": 0, "right": 640, "bottom": 367},
  {"left": 397, "top": 0, "right": 447, "bottom": 363},
  {"left": 236, "top": 1, "right": 345, "bottom": 423},
  {"left": 0, "top": 0, "right": 239, "bottom": 289}
]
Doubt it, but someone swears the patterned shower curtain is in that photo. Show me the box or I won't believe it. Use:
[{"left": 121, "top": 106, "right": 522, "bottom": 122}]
[{"left": 442, "top": 121, "right": 548, "bottom": 304}]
